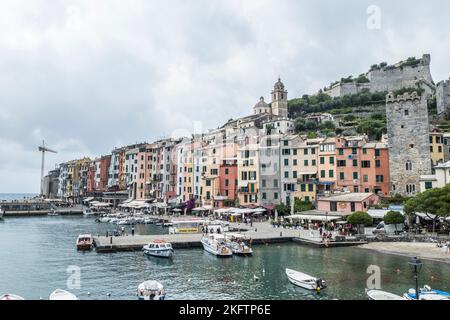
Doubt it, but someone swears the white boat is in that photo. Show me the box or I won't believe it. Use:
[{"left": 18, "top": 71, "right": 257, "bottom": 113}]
[
  {"left": 76, "top": 234, "right": 93, "bottom": 251},
  {"left": 143, "top": 240, "right": 174, "bottom": 258},
  {"left": 47, "top": 211, "right": 59, "bottom": 216},
  {"left": 137, "top": 280, "right": 165, "bottom": 300},
  {"left": 285, "top": 268, "right": 327, "bottom": 291},
  {"left": 0, "top": 294, "right": 25, "bottom": 300},
  {"left": 49, "top": 289, "right": 78, "bottom": 300},
  {"left": 403, "top": 286, "right": 450, "bottom": 300},
  {"left": 83, "top": 208, "right": 96, "bottom": 216},
  {"left": 367, "top": 290, "right": 405, "bottom": 300},
  {"left": 201, "top": 234, "right": 232, "bottom": 257},
  {"left": 225, "top": 233, "right": 253, "bottom": 256}
]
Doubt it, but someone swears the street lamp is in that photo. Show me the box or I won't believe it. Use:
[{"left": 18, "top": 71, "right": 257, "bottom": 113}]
[{"left": 408, "top": 256, "right": 423, "bottom": 300}]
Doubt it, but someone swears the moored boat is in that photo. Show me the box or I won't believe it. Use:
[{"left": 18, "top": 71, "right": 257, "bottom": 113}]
[
  {"left": 137, "top": 280, "right": 165, "bottom": 300},
  {"left": 403, "top": 285, "right": 450, "bottom": 300},
  {"left": 225, "top": 233, "right": 253, "bottom": 256},
  {"left": 76, "top": 234, "right": 93, "bottom": 251},
  {"left": 201, "top": 234, "right": 232, "bottom": 257},
  {"left": 0, "top": 293, "right": 25, "bottom": 300},
  {"left": 143, "top": 240, "right": 174, "bottom": 258},
  {"left": 286, "top": 268, "right": 326, "bottom": 291},
  {"left": 49, "top": 289, "right": 78, "bottom": 300},
  {"left": 367, "top": 290, "right": 405, "bottom": 300}
]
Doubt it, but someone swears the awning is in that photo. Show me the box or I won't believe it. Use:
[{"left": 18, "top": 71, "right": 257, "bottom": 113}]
[{"left": 286, "top": 214, "right": 341, "bottom": 222}]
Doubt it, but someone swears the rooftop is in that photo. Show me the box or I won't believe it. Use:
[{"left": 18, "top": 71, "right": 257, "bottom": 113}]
[{"left": 318, "top": 192, "right": 376, "bottom": 202}]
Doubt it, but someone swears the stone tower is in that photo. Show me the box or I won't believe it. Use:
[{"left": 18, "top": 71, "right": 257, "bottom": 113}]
[
  {"left": 437, "top": 78, "right": 450, "bottom": 115},
  {"left": 271, "top": 78, "right": 288, "bottom": 118},
  {"left": 386, "top": 91, "right": 431, "bottom": 196}
]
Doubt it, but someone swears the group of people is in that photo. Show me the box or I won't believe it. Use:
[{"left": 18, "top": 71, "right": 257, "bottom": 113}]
[{"left": 435, "top": 240, "right": 450, "bottom": 253}]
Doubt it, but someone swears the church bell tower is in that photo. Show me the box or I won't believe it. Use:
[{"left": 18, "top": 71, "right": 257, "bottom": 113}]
[{"left": 271, "top": 78, "right": 288, "bottom": 118}]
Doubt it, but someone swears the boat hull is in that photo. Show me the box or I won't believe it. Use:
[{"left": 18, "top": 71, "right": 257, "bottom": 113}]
[
  {"left": 285, "top": 268, "right": 326, "bottom": 291},
  {"left": 143, "top": 247, "right": 173, "bottom": 259},
  {"left": 201, "top": 239, "right": 232, "bottom": 257}
]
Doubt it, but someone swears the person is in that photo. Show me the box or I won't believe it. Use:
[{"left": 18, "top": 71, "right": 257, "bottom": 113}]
[
  {"left": 131, "top": 226, "right": 135, "bottom": 236},
  {"left": 319, "top": 227, "right": 323, "bottom": 236}
]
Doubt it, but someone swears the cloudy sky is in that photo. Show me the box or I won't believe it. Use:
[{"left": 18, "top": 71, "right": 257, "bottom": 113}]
[{"left": 1, "top": 0, "right": 450, "bottom": 193}]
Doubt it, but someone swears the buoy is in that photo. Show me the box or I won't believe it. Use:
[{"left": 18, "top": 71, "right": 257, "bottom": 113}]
[{"left": 87, "top": 292, "right": 91, "bottom": 296}]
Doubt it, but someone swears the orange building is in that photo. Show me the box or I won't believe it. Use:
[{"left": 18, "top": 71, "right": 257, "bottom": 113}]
[{"left": 335, "top": 137, "right": 390, "bottom": 196}]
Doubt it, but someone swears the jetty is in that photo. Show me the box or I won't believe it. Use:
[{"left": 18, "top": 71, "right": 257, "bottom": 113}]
[{"left": 93, "top": 221, "right": 366, "bottom": 253}]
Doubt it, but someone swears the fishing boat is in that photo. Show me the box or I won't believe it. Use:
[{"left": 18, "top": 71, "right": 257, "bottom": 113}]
[
  {"left": 367, "top": 290, "right": 405, "bottom": 300},
  {"left": 285, "top": 268, "right": 327, "bottom": 291},
  {"left": 137, "top": 280, "right": 165, "bottom": 300},
  {"left": 49, "top": 289, "right": 78, "bottom": 300},
  {"left": 0, "top": 294, "right": 25, "bottom": 300},
  {"left": 225, "top": 233, "right": 253, "bottom": 256},
  {"left": 76, "top": 234, "right": 93, "bottom": 251},
  {"left": 201, "top": 234, "right": 232, "bottom": 257},
  {"left": 143, "top": 240, "right": 174, "bottom": 258},
  {"left": 403, "top": 285, "right": 450, "bottom": 300}
]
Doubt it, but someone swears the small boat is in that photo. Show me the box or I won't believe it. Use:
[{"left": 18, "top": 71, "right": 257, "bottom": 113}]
[
  {"left": 143, "top": 240, "right": 174, "bottom": 259},
  {"left": 83, "top": 208, "right": 96, "bottom": 216},
  {"left": 367, "top": 290, "right": 405, "bottom": 300},
  {"left": 76, "top": 234, "right": 93, "bottom": 251},
  {"left": 201, "top": 234, "right": 232, "bottom": 257},
  {"left": 0, "top": 294, "right": 25, "bottom": 300},
  {"left": 286, "top": 268, "right": 326, "bottom": 291},
  {"left": 225, "top": 233, "right": 253, "bottom": 256},
  {"left": 137, "top": 280, "right": 165, "bottom": 300},
  {"left": 48, "top": 210, "right": 59, "bottom": 216},
  {"left": 403, "top": 285, "right": 450, "bottom": 300},
  {"left": 49, "top": 289, "right": 78, "bottom": 300}
]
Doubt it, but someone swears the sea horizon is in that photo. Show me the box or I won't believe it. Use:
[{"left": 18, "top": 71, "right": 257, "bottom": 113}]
[{"left": 0, "top": 193, "right": 40, "bottom": 201}]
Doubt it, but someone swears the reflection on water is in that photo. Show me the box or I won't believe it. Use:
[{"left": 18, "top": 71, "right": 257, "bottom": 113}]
[{"left": 0, "top": 216, "right": 449, "bottom": 300}]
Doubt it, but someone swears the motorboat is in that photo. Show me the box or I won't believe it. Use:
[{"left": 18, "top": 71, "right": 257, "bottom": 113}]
[
  {"left": 143, "top": 240, "right": 174, "bottom": 259},
  {"left": 367, "top": 290, "right": 405, "bottom": 300},
  {"left": 286, "top": 268, "right": 327, "bottom": 291},
  {"left": 403, "top": 285, "right": 450, "bottom": 300},
  {"left": 225, "top": 233, "right": 253, "bottom": 256},
  {"left": 83, "top": 208, "right": 96, "bottom": 216},
  {"left": 49, "top": 289, "right": 78, "bottom": 300},
  {"left": 47, "top": 210, "right": 59, "bottom": 216},
  {"left": 201, "top": 234, "right": 232, "bottom": 257},
  {"left": 0, "top": 294, "right": 25, "bottom": 300},
  {"left": 76, "top": 234, "right": 93, "bottom": 251},
  {"left": 0, "top": 207, "right": 3, "bottom": 219},
  {"left": 137, "top": 280, "right": 165, "bottom": 300}
]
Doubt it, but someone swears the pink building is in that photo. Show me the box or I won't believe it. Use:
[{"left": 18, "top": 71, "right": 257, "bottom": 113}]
[{"left": 317, "top": 193, "right": 380, "bottom": 214}]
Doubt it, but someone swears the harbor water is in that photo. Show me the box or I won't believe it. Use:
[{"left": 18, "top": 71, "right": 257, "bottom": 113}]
[{"left": 1, "top": 213, "right": 450, "bottom": 300}]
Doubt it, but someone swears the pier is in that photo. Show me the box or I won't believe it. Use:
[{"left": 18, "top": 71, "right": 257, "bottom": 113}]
[{"left": 93, "top": 222, "right": 366, "bottom": 253}]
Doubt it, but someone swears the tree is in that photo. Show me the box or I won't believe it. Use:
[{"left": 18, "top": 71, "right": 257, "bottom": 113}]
[
  {"left": 294, "top": 118, "right": 307, "bottom": 133},
  {"left": 275, "top": 204, "right": 290, "bottom": 217},
  {"left": 384, "top": 211, "right": 405, "bottom": 232},
  {"left": 347, "top": 211, "right": 373, "bottom": 234},
  {"left": 404, "top": 184, "right": 450, "bottom": 234},
  {"left": 294, "top": 198, "right": 314, "bottom": 213}
]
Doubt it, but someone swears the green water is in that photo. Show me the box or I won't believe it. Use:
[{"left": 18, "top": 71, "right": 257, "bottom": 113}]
[{"left": 0, "top": 216, "right": 449, "bottom": 300}]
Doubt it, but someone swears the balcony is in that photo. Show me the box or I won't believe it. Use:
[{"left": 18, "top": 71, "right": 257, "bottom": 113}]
[{"left": 238, "top": 187, "right": 258, "bottom": 194}]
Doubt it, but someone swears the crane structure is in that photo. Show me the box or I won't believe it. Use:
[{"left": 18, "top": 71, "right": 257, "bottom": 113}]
[{"left": 38, "top": 140, "right": 57, "bottom": 197}]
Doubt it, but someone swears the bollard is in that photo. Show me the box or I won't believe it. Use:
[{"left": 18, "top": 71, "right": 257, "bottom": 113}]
[
  {"left": 110, "top": 236, "right": 113, "bottom": 244},
  {"left": 280, "top": 231, "right": 283, "bottom": 237}
]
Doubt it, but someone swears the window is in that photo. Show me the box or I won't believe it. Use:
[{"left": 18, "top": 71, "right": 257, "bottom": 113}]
[
  {"left": 225, "top": 179, "right": 229, "bottom": 187},
  {"left": 362, "top": 148, "right": 367, "bottom": 155},
  {"left": 301, "top": 184, "right": 306, "bottom": 192},
  {"left": 376, "top": 175, "right": 384, "bottom": 183},
  {"left": 329, "top": 157, "right": 335, "bottom": 165},
  {"left": 225, "top": 168, "right": 229, "bottom": 175},
  {"left": 338, "top": 148, "right": 344, "bottom": 155},
  {"left": 425, "top": 181, "right": 433, "bottom": 190},
  {"left": 293, "top": 149, "right": 297, "bottom": 155},
  {"left": 274, "top": 179, "right": 278, "bottom": 188},
  {"left": 308, "top": 184, "right": 313, "bottom": 192},
  {"left": 353, "top": 159, "right": 358, "bottom": 167},
  {"left": 293, "top": 171, "right": 298, "bottom": 179},
  {"left": 304, "top": 160, "right": 309, "bottom": 166},
  {"left": 339, "top": 172, "right": 345, "bottom": 180},
  {"left": 262, "top": 179, "right": 266, "bottom": 188},
  {"left": 375, "top": 160, "right": 381, "bottom": 168},
  {"left": 361, "top": 161, "right": 371, "bottom": 168},
  {"left": 284, "top": 159, "right": 289, "bottom": 166},
  {"left": 320, "top": 157, "right": 325, "bottom": 165},
  {"left": 312, "top": 159, "right": 316, "bottom": 166},
  {"left": 293, "top": 159, "right": 298, "bottom": 166},
  {"left": 329, "top": 170, "right": 334, "bottom": 178},
  {"left": 352, "top": 148, "right": 357, "bottom": 155},
  {"left": 406, "top": 161, "right": 412, "bottom": 171},
  {"left": 337, "top": 160, "right": 346, "bottom": 167},
  {"left": 363, "top": 175, "right": 368, "bottom": 183},
  {"left": 206, "top": 180, "right": 211, "bottom": 187},
  {"left": 311, "top": 148, "right": 316, "bottom": 155},
  {"left": 404, "top": 110, "right": 409, "bottom": 116},
  {"left": 353, "top": 172, "right": 358, "bottom": 180},
  {"left": 284, "top": 171, "right": 289, "bottom": 178},
  {"left": 320, "top": 170, "right": 326, "bottom": 178},
  {"left": 262, "top": 193, "right": 267, "bottom": 200},
  {"left": 330, "top": 202, "right": 337, "bottom": 211},
  {"left": 375, "top": 149, "right": 380, "bottom": 157},
  {"left": 274, "top": 192, "right": 278, "bottom": 199},
  {"left": 283, "top": 140, "right": 288, "bottom": 146}
]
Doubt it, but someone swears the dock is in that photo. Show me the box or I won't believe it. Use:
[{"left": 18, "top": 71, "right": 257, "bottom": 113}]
[{"left": 93, "top": 222, "right": 366, "bottom": 253}]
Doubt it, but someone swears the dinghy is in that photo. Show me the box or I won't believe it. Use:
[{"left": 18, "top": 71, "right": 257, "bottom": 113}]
[
  {"left": 143, "top": 240, "right": 174, "bottom": 258},
  {"left": 285, "top": 268, "right": 326, "bottom": 291},
  {"left": 137, "top": 280, "right": 165, "bottom": 300},
  {"left": 49, "top": 289, "right": 78, "bottom": 300},
  {"left": 367, "top": 290, "right": 405, "bottom": 300},
  {"left": 0, "top": 294, "right": 25, "bottom": 300},
  {"left": 403, "top": 285, "right": 450, "bottom": 300}
]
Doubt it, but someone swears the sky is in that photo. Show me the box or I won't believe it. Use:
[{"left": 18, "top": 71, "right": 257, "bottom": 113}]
[{"left": 1, "top": 0, "right": 450, "bottom": 193}]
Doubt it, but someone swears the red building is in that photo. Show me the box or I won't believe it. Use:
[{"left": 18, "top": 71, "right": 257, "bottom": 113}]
[
  {"left": 215, "top": 159, "right": 238, "bottom": 208},
  {"left": 99, "top": 155, "right": 111, "bottom": 192}
]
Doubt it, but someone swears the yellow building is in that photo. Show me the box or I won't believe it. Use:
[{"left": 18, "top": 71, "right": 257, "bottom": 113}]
[
  {"left": 182, "top": 142, "right": 195, "bottom": 202},
  {"left": 293, "top": 138, "right": 320, "bottom": 203},
  {"left": 430, "top": 132, "right": 444, "bottom": 167},
  {"left": 237, "top": 135, "right": 259, "bottom": 206},
  {"left": 318, "top": 137, "right": 337, "bottom": 192}
]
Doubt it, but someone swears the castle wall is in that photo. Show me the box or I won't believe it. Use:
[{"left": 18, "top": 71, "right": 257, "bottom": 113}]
[
  {"left": 386, "top": 92, "right": 431, "bottom": 197},
  {"left": 368, "top": 55, "right": 434, "bottom": 93},
  {"left": 437, "top": 79, "right": 450, "bottom": 115}
]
